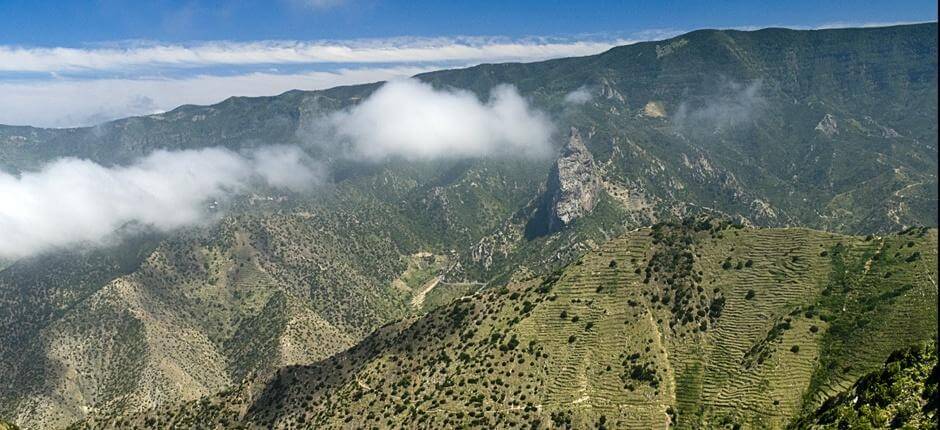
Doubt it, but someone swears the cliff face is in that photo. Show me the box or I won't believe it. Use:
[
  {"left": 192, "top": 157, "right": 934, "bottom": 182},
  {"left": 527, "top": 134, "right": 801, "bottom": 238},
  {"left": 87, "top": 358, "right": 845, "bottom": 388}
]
[{"left": 546, "top": 127, "right": 601, "bottom": 232}]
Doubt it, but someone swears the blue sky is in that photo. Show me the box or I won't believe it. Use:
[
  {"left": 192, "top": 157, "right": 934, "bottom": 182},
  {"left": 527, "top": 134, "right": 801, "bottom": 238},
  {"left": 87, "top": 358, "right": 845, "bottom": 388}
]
[
  {"left": 2, "top": 0, "right": 936, "bottom": 44},
  {"left": 0, "top": 0, "right": 936, "bottom": 127}
]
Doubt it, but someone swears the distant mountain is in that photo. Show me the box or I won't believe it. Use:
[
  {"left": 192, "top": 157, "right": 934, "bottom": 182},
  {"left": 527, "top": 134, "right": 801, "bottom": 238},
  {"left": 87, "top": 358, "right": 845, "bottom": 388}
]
[
  {"left": 72, "top": 221, "right": 938, "bottom": 429},
  {"left": 0, "top": 23, "right": 937, "bottom": 429},
  {"left": 2, "top": 23, "right": 936, "bottom": 234}
]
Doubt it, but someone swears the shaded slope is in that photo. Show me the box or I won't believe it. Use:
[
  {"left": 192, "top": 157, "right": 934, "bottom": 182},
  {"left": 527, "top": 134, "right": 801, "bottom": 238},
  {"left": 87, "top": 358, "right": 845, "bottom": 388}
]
[{"left": 791, "top": 341, "right": 937, "bottom": 429}]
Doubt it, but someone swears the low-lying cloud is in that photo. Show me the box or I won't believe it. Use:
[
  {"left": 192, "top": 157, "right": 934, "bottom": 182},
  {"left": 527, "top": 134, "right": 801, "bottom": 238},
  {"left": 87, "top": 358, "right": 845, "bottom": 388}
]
[
  {"left": 563, "top": 86, "right": 593, "bottom": 105},
  {"left": 1, "top": 80, "right": 555, "bottom": 258},
  {"left": 0, "top": 145, "right": 320, "bottom": 259},
  {"left": 326, "top": 79, "right": 554, "bottom": 160},
  {"left": 672, "top": 80, "right": 766, "bottom": 135}
]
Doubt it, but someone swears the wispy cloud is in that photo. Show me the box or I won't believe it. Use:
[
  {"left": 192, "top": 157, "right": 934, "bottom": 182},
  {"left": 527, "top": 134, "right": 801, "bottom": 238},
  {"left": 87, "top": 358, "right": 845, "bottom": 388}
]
[
  {"left": 0, "top": 66, "right": 434, "bottom": 127},
  {"left": 563, "top": 86, "right": 593, "bottom": 105},
  {"left": 0, "top": 35, "right": 633, "bottom": 127},
  {"left": 3, "top": 22, "right": 920, "bottom": 128},
  {"left": 0, "top": 37, "right": 630, "bottom": 74},
  {"left": 672, "top": 80, "right": 767, "bottom": 135}
]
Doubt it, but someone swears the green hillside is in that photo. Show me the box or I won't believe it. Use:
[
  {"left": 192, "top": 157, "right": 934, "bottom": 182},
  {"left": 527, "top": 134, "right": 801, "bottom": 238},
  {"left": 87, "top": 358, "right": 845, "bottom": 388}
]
[
  {"left": 73, "top": 221, "right": 938, "bottom": 429},
  {"left": 0, "top": 23, "right": 936, "bottom": 429},
  {"left": 791, "top": 341, "right": 937, "bottom": 429}
]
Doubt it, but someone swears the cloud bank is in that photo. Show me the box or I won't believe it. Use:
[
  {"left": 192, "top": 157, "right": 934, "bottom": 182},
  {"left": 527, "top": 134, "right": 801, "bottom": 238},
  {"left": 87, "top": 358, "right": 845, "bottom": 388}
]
[
  {"left": 0, "top": 145, "right": 320, "bottom": 259},
  {"left": 0, "top": 35, "right": 631, "bottom": 127},
  {"left": 326, "top": 79, "right": 554, "bottom": 160},
  {"left": 0, "top": 66, "right": 433, "bottom": 128},
  {"left": 0, "top": 37, "right": 629, "bottom": 74}
]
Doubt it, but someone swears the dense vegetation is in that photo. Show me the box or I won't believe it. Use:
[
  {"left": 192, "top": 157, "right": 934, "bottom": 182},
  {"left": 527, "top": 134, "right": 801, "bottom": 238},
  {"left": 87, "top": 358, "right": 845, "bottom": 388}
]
[{"left": 791, "top": 341, "right": 937, "bottom": 429}]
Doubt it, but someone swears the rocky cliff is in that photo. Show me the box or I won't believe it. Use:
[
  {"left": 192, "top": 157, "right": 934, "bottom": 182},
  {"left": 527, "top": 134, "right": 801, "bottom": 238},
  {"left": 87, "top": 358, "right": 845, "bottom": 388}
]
[{"left": 545, "top": 127, "right": 602, "bottom": 232}]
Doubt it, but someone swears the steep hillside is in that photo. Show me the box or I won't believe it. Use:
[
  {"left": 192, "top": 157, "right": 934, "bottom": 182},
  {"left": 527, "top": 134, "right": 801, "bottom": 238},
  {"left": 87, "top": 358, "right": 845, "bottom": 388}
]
[
  {"left": 0, "top": 186, "right": 491, "bottom": 428},
  {"left": 1, "top": 23, "right": 937, "bottom": 428},
  {"left": 791, "top": 341, "right": 937, "bottom": 429},
  {"left": 75, "top": 221, "right": 938, "bottom": 429}
]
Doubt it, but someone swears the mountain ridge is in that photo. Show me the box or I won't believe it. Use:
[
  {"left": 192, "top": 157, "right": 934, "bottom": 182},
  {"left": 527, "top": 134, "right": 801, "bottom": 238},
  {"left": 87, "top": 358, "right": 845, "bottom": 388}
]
[
  {"left": 0, "top": 23, "right": 937, "bottom": 429},
  {"left": 70, "top": 221, "right": 939, "bottom": 429}
]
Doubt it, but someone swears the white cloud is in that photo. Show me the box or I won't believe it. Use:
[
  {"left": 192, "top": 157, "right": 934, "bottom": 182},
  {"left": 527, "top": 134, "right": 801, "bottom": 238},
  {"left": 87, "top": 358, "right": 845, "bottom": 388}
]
[
  {"left": 0, "top": 37, "right": 630, "bottom": 73},
  {"left": 673, "top": 80, "right": 766, "bottom": 134},
  {"left": 0, "top": 145, "right": 320, "bottom": 259},
  {"left": 0, "top": 35, "right": 632, "bottom": 128},
  {"left": 326, "top": 79, "right": 554, "bottom": 160},
  {"left": 563, "top": 86, "right": 593, "bottom": 105},
  {"left": 0, "top": 67, "right": 434, "bottom": 127}
]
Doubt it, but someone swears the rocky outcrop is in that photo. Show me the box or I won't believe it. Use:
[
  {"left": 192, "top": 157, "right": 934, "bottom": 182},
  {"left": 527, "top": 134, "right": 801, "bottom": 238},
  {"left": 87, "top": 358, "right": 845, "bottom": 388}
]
[
  {"left": 546, "top": 127, "right": 602, "bottom": 232},
  {"left": 642, "top": 101, "right": 667, "bottom": 118},
  {"left": 815, "top": 113, "right": 839, "bottom": 137}
]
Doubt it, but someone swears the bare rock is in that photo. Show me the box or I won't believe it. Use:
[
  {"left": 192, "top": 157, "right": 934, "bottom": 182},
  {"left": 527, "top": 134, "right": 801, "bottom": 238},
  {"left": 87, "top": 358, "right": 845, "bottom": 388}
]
[
  {"left": 815, "top": 113, "right": 839, "bottom": 137},
  {"left": 546, "top": 127, "right": 602, "bottom": 231}
]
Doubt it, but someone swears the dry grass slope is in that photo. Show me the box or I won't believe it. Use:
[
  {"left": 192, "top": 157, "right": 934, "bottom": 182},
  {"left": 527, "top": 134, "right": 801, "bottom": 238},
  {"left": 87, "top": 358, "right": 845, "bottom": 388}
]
[{"left": 73, "top": 221, "right": 938, "bottom": 429}]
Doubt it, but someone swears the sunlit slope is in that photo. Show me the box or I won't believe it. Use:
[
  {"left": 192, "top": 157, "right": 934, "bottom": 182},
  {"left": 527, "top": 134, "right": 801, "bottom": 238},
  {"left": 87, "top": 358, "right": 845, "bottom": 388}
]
[{"left": 77, "top": 221, "right": 937, "bottom": 429}]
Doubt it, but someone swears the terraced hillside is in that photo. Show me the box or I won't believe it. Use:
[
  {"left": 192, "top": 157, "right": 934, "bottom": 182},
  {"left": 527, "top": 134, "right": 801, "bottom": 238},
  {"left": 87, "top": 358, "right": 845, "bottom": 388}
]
[
  {"left": 74, "top": 221, "right": 938, "bottom": 429},
  {"left": 1, "top": 23, "right": 936, "bottom": 428}
]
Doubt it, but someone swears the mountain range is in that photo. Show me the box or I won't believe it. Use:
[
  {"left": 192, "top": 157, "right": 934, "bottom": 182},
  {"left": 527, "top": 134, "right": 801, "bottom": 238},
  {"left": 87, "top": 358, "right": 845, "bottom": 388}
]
[{"left": 0, "top": 23, "right": 937, "bottom": 429}]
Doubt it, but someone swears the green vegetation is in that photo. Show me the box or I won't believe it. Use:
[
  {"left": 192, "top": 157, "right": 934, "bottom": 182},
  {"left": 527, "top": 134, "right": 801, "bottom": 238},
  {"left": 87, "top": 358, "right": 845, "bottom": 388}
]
[
  {"left": 0, "top": 22, "right": 936, "bottom": 429},
  {"left": 73, "top": 222, "right": 937, "bottom": 429},
  {"left": 791, "top": 341, "right": 937, "bottom": 429}
]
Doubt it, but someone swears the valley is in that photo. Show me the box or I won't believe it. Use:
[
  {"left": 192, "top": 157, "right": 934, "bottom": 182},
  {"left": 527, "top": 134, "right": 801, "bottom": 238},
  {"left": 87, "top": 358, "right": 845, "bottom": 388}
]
[{"left": 0, "top": 22, "right": 936, "bottom": 429}]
